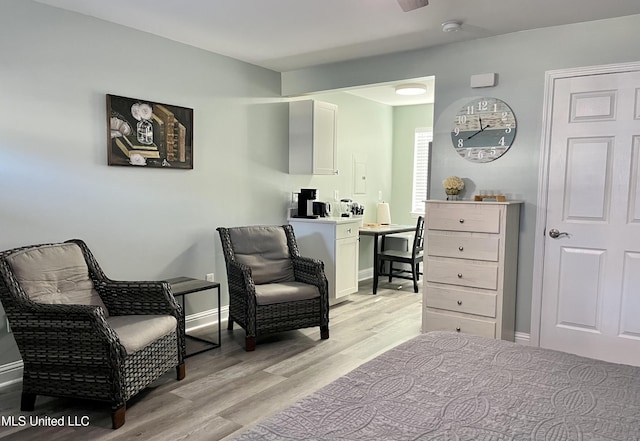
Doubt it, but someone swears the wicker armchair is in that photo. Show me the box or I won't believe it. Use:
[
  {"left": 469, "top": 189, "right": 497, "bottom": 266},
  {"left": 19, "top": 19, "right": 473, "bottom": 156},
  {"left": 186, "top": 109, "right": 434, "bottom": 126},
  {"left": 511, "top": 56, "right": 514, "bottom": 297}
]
[
  {"left": 0, "top": 239, "right": 186, "bottom": 429},
  {"left": 217, "top": 225, "right": 329, "bottom": 351}
]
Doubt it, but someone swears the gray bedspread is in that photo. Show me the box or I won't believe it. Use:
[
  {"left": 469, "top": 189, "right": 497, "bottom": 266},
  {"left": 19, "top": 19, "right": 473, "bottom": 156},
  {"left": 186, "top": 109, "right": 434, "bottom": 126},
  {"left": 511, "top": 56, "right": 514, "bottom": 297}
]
[{"left": 234, "top": 331, "right": 640, "bottom": 440}]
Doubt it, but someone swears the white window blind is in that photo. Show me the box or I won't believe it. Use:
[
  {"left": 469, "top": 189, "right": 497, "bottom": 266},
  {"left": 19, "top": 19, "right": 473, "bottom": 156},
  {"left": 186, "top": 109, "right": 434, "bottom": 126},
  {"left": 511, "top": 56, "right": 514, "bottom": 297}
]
[{"left": 411, "top": 128, "right": 432, "bottom": 215}]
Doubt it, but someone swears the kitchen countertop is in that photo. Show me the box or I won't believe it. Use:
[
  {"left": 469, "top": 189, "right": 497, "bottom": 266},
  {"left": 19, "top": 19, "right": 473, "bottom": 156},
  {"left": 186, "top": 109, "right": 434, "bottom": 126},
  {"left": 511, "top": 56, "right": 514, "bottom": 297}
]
[{"left": 288, "top": 216, "right": 363, "bottom": 224}]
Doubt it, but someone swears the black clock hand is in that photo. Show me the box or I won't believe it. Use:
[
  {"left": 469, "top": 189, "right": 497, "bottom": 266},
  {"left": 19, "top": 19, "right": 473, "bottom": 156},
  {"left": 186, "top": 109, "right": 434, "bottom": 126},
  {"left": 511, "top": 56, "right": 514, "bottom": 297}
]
[
  {"left": 466, "top": 130, "right": 482, "bottom": 140},
  {"left": 466, "top": 117, "right": 481, "bottom": 139},
  {"left": 466, "top": 124, "right": 491, "bottom": 139},
  {"left": 466, "top": 116, "right": 489, "bottom": 140}
]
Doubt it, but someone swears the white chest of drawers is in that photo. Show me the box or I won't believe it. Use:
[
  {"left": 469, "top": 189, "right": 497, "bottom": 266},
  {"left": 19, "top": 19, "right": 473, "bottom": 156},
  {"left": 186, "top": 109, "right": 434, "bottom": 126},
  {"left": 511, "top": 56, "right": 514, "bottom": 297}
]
[{"left": 422, "top": 200, "right": 521, "bottom": 341}]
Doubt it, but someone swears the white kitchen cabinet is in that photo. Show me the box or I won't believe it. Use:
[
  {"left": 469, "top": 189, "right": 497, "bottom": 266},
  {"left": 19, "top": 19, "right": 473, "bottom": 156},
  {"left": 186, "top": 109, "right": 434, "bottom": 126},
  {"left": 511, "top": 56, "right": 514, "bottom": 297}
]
[
  {"left": 422, "top": 200, "right": 521, "bottom": 341},
  {"left": 289, "top": 100, "right": 338, "bottom": 175},
  {"left": 288, "top": 218, "right": 360, "bottom": 305}
]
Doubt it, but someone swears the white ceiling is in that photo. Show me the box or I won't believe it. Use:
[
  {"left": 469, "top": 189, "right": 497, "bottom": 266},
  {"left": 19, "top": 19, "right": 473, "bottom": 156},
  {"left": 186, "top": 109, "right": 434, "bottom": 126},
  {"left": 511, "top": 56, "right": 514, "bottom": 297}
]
[
  {"left": 34, "top": 0, "right": 640, "bottom": 72},
  {"left": 33, "top": 0, "right": 640, "bottom": 105}
]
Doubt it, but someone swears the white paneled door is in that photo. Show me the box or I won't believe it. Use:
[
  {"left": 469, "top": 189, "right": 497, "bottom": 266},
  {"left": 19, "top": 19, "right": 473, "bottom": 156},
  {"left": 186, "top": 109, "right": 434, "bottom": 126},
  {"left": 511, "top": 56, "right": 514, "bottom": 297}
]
[{"left": 540, "top": 69, "right": 640, "bottom": 365}]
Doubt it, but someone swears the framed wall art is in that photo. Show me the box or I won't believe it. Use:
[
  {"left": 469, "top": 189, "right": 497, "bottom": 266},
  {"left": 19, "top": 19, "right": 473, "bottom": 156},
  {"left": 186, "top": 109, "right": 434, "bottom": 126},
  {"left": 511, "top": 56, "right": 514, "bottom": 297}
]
[{"left": 106, "top": 94, "right": 194, "bottom": 169}]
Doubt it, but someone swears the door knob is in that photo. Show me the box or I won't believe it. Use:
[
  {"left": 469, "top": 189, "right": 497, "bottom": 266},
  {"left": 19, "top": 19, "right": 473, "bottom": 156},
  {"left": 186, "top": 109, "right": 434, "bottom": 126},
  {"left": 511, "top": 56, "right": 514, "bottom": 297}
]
[{"left": 548, "top": 228, "right": 569, "bottom": 239}]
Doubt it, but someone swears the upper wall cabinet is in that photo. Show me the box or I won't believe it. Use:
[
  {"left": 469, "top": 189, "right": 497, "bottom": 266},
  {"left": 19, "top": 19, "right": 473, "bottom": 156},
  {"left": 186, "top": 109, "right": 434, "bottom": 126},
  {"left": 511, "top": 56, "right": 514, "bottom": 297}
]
[{"left": 289, "top": 100, "right": 338, "bottom": 175}]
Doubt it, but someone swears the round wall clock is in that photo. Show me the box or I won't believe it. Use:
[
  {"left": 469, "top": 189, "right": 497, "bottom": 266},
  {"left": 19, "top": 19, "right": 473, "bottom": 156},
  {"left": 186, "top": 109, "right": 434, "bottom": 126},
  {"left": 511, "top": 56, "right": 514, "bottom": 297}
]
[{"left": 450, "top": 97, "right": 517, "bottom": 163}]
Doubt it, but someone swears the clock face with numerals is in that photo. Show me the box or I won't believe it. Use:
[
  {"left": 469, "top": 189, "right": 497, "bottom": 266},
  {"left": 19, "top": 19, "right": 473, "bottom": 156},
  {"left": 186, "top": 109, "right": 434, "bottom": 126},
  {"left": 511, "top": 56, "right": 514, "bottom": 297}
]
[{"left": 451, "top": 97, "right": 517, "bottom": 163}]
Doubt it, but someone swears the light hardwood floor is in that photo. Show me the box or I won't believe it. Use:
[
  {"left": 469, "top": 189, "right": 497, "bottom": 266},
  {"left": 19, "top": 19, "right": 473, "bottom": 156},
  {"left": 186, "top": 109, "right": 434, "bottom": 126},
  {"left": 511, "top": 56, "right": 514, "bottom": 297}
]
[{"left": 0, "top": 279, "right": 422, "bottom": 441}]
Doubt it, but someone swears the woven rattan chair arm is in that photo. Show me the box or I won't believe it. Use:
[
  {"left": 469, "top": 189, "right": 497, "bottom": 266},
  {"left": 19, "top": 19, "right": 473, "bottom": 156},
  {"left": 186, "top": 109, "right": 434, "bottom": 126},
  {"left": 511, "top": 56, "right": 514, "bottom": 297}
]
[
  {"left": 20, "top": 301, "right": 108, "bottom": 318},
  {"left": 291, "top": 256, "right": 329, "bottom": 303},
  {"left": 227, "top": 260, "right": 257, "bottom": 298},
  {"left": 11, "top": 302, "right": 125, "bottom": 356},
  {"left": 291, "top": 256, "right": 325, "bottom": 281},
  {"left": 95, "top": 280, "right": 181, "bottom": 316}
]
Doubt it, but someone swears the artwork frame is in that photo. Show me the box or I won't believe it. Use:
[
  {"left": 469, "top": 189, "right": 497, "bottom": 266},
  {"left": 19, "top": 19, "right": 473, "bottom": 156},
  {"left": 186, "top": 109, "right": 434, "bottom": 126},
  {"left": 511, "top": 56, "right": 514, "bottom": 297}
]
[{"left": 106, "top": 94, "right": 194, "bottom": 169}]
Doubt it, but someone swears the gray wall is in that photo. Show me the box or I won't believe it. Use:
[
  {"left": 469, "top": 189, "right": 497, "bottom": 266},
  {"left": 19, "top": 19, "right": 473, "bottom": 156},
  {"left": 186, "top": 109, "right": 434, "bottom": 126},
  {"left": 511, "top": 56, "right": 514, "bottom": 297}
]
[
  {"left": 282, "top": 14, "right": 640, "bottom": 334},
  {"left": 0, "top": 0, "right": 285, "bottom": 365},
  {"left": 0, "top": 1, "right": 399, "bottom": 367},
  {"left": 391, "top": 104, "right": 434, "bottom": 226},
  {"left": 3, "top": 1, "right": 640, "bottom": 370}
]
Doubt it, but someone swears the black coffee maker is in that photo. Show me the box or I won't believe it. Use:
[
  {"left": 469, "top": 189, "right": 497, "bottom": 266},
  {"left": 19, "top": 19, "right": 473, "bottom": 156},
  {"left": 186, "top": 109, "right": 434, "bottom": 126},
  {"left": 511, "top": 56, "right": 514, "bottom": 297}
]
[{"left": 293, "top": 188, "right": 318, "bottom": 218}]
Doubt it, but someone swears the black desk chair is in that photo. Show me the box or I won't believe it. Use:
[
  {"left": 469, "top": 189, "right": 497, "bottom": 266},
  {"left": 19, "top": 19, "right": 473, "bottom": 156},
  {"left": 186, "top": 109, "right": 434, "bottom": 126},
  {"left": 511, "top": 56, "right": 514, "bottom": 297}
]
[{"left": 375, "top": 216, "right": 424, "bottom": 293}]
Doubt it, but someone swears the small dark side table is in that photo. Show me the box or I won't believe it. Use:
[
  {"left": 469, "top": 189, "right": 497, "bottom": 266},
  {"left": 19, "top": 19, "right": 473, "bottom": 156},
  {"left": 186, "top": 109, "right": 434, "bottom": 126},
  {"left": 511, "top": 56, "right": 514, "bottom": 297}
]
[{"left": 167, "top": 276, "right": 221, "bottom": 358}]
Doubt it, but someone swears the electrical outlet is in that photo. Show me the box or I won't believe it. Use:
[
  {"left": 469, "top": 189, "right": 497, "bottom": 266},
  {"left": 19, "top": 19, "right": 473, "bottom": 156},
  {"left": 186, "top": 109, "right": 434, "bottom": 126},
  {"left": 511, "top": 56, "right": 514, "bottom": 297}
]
[{"left": 205, "top": 273, "right": 215, "bottom": 282}]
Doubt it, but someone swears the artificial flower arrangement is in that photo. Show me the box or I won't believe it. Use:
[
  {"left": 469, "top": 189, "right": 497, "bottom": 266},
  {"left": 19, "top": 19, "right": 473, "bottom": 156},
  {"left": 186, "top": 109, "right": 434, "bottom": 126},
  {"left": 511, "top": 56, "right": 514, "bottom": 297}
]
[{"left": 442, "top": 176, "right": 465, "bottom": 195}]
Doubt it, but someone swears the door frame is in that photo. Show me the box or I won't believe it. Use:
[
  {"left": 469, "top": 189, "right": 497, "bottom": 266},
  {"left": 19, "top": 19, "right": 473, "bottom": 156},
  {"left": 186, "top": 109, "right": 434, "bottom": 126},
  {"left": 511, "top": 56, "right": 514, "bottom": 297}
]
[{"left": 530, "top": 61, "right": 640, "bottom": 347}]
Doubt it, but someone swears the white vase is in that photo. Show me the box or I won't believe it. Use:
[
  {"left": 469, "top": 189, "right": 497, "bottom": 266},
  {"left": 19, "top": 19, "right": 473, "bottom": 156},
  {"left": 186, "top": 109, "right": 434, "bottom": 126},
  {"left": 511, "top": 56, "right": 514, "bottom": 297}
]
[{"left": 445, "top": 188, "right": 460, "bottom": 200}]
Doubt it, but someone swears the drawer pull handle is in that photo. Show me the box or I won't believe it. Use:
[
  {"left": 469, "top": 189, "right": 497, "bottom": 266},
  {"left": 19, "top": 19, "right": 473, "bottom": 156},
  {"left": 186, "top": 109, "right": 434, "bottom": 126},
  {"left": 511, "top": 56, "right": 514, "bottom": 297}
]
[
  {"left": 457, "top": 273, "right": 463, "bottom": 278},
  {"left": 458, "top": 246, "right": 464, "bottom": 251},
  {"left": 456, "top": 327, "right": 461, "bottom": 332},
  {"left": 457, "top": 300, "right": 462, "bottom": 306},
  {"left": 347, "top": 228, "right": 352, "bottom": 233},
  {"left": 459, "top": 219, "right": 465, "bottom": 224}
]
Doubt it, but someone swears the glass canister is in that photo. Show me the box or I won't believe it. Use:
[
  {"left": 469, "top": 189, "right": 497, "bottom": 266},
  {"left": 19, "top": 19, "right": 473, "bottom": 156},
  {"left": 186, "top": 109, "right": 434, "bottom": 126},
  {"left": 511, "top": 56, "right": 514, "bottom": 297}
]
[{"left": 137, "top": 118, "right": 153, "bottom": 145}]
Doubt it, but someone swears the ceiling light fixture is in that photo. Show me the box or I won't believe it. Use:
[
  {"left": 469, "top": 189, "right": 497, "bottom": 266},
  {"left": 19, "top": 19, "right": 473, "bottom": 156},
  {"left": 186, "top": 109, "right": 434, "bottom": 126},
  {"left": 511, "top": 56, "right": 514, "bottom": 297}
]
[
  {"left": 442, "top": 20, "right": 462, "bottom": 32},
  {"left": 395, "top": 83, "right": 427, "bottom": 96},
  {"left": 397, "top": 0, "right": 429, "bottom": 12}
]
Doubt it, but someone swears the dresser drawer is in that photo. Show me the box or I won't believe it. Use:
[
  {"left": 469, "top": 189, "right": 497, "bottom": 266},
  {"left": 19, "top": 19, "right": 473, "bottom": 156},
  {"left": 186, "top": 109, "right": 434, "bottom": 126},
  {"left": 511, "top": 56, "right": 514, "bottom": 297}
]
[
  {"left": 425, "top": 285, "right": 497, "bottom": 318},
  {"left": 427, "top": 233, "right": 499, "bottom": 261},
  {"left": 336, "top": 222, "right": 359, "bottom": 240},
  {"left": 424, "top": 310, "right": 496, "bottom": 338},
  {"left": 427, "top": 204, "right": 501, "bottom": 233},
  {"left": 426, "top": 258, "right": 498, "bottom": 290}
]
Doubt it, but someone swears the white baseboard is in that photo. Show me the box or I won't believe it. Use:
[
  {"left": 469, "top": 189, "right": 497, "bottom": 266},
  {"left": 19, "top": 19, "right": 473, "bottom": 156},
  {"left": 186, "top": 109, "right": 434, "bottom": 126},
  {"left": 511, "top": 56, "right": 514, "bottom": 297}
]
[
  {"left": 358, "top": 268, "right": 533, "bottom": 347},
  {"left": 0, "top": 360, "right": 23, "bottom": 389},
  {"left": 514, "top": 332, "right": 531, "bottom": 345},
  {"left": 0, "top": 307, "right": 229, "bottom": 391},
  {"left": 358, "top": 268, "right": 373, "bottom": 281},
  {"left": 0, "top": 307, "right": 529, "bottom": 391},
  {"left": 358, "top": 265, "right": 414, "bottom": 282},
  {"left": 185, "top": 305, "right": 228, "bottom": 332}
]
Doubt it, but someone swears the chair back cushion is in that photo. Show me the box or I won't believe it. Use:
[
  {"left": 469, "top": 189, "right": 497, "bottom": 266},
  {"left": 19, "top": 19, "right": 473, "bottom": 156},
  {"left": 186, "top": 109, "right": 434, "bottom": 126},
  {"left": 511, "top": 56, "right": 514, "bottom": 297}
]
[
  {"left": 5, "top": 243, "right": 108, "bottom": 315},
  {"left": 229, "top": 226, "right": 295, "bottom": 284}
]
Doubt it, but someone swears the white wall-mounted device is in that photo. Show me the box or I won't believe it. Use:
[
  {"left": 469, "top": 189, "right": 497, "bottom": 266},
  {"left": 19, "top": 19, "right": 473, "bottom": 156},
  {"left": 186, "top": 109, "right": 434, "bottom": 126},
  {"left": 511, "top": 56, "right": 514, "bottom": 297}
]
[{"left": 470, "top": 73, "right": 497, "bottom": 88}]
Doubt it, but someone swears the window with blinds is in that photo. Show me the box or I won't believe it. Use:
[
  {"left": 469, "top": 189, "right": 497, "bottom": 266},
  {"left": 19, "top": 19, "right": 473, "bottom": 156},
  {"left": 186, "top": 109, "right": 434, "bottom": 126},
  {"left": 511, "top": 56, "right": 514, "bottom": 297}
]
[{"left": 411, "top": 128, "right": 432, "bottom": 215}]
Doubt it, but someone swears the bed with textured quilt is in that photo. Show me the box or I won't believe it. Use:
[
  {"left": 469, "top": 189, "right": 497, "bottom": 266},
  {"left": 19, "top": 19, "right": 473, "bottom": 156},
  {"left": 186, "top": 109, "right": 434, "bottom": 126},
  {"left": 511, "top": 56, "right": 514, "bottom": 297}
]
[{"left": 233, "top": 331, "right": 640, "bottom": 440}]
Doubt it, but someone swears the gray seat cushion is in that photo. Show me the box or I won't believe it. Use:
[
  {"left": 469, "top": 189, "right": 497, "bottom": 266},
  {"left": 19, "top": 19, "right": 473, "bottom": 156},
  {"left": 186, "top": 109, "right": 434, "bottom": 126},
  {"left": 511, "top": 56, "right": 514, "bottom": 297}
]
[
  {"left": 229, "top": 226, "right": 295, "bottom": 284},
  {"left": 6, "top": 243, "right": 109, "bottom": 316},
  {"left": 106, "top": 315, "right": 177, "bottom": 354},
  {"left": 254, "top": 282, "right": 320, "bottom": 306}
]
